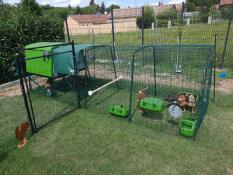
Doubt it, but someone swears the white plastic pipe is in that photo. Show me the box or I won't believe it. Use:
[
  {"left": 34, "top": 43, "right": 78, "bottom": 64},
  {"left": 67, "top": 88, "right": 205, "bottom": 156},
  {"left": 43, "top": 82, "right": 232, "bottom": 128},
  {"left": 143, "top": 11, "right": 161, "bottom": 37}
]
[{"left": 88, "top": 75, "right": 123, "bottom": 96}]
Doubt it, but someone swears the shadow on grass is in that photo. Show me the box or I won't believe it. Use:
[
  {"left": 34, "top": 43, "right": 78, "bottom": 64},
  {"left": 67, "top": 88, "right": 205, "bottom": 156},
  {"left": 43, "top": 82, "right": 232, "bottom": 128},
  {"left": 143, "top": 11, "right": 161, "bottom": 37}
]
[
  {"left": 94, "top": 89, "right": 124, "bottom": 106},
  {"left": 36, "top": 105, "right": 80, "bottom": 131},
  {"left": 0, "top": 152, "right": 8, "bottom": 162},
  {"left": 0, "top": 131, "right": 32, "bottom": 162},
  {"left": 141, "top": 111, "right": 163, "bottom": 121}
]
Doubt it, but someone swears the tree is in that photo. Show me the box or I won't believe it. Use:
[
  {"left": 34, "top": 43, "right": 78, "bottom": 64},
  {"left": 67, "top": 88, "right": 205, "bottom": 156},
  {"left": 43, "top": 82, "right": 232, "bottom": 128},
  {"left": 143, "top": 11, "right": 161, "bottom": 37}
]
[
  {"left": 136, "top": 6, "right": 155, "bottom": 29},
  {"left": 186, "top": 0, "right": 220, "bottom": 11},
  {"left": 100, "top": 2, "right": 106, "bottom": 14},
  {"left": 76, "top": 5, "right": 82, "bottom": 14},
  {"left": 186, "top": 0, "right": 220, "bottom": 22},
  {"left": 158, "top": 1, "right": 164, "bottom": 6},
  {"left": 106, "top": 4, "right": 120, "bottom": 13},
  {"left": 156, "top": 8, "right": 178, "bottom": 27},
  {"left": 0, "top": 5, "right": 64, "bottom": 84},
  {"left": 21, "top": 0, "right": 41, "bottom": 15},
  {"left": 0, "top": 0, "right": 4, "bottom": 17},
  {"left": 89, "top": 0, "right": 95, "bottom": 6},
  {"left": 81, "top": 5, "right": 98, "bottom": 14},
  {"left": 41, "top": 4, "right": 53, "bottom": 10},
  {"left": 157, "top": 8, "right": 177, "bottom": 20},
  {"left": 47, "top": 8, "right": 70, "bottom": 19},
  {"left": 209, "top": 5, "right": 221, "bottom": 18},
  {"left": 220, "top": 6, "right": 232, "bottom": 19},
  {"left": 186, "top": 0, "right": 196, "bottom": 12}
]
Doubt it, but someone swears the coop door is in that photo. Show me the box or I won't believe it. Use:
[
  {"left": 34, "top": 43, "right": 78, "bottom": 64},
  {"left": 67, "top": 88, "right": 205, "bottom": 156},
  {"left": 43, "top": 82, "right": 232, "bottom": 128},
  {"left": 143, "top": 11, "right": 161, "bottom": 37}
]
[{"left": 25, "top": 49, "right": 53, "bottom": 77}]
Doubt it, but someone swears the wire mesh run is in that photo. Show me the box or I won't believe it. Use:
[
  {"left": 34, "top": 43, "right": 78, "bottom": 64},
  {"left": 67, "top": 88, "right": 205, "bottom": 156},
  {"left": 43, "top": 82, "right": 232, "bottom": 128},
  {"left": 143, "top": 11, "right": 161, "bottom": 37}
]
[
  {"left": 81, "top": 45, "right": 134, "bottom": 114},
  {"left": 19, "top": 42, "right": 80, "bottom": 130},
  {"left": 127, "top": 45, "right": 214, "bottom": 136},
  {"left": 78, "top": 44, "right": 214, "bottom": 137}
]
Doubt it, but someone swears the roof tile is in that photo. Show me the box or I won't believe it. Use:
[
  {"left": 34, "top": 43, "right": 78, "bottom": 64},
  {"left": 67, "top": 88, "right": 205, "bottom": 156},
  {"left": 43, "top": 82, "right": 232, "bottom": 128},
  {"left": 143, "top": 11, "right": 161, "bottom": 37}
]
[{"left": 71, "top": 14, "right": 108, "bottom": 24}]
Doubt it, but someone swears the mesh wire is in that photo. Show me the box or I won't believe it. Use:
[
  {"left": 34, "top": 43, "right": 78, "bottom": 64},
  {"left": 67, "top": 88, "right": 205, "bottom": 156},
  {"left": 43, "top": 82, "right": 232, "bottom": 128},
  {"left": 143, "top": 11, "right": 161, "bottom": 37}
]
[
  {"left": 81, "top": 46, "right": 133, "bottom": 112},
  {"left": 23, "top": 47, "right": 80, "bottom": 130},
  {"left": 130, "top": 45, "right": 214, "bottom": 135},
  {"left": 26, "top": 75, "right": 79, "bottom": 129},
  {"left": 68, "top": 7, "right": 233, "bottom": 107},
  {"left": 0, "top": 79, "right": 30, "bottom": 153},
  {"left": 76, "top": 44, "right": 214, "bottom": 136}
]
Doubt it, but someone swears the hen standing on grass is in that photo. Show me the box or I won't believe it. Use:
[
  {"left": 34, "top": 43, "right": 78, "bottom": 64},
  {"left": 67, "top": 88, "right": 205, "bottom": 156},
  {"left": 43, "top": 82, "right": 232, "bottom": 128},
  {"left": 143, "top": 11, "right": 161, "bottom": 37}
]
[
  {"left": 15, "top": 121, "right": 29, "bottom": 148},
  {"left": 137, "top": 90, "right": 146, "bottom": 113}
]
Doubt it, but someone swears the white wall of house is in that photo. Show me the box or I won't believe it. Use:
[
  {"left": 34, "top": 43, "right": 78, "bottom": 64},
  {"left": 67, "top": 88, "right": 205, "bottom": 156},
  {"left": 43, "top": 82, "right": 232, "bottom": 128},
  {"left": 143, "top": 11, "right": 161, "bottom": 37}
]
[{"left": 65, "top": 16, "right": 139, "bottom": 35}]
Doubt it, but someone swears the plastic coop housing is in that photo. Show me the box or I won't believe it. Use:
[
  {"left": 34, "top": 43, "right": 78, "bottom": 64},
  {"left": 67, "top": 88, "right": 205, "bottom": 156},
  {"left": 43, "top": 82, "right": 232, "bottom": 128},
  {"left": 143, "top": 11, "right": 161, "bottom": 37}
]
[{"left": 25, "top": 42, "right": 93, "bottom": 77}]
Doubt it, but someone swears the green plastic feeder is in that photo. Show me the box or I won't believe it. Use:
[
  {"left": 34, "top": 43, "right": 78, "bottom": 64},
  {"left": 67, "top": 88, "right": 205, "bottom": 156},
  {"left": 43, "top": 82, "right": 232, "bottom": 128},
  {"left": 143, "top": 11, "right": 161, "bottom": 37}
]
[
  {"left": 108, "top": 105, "right": 129, "bottom": 118},
  {"left": 179, "top": 118, "right": 197, "bottom": 137},
  {"left": 139, "top": 97, "right": 164, "bottom": 112}
]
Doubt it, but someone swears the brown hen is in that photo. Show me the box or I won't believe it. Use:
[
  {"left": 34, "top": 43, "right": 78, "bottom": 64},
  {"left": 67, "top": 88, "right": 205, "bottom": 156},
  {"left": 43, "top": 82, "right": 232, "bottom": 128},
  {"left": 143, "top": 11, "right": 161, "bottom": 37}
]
[{"left": 15, "top": 121, "right": 29, "bottom": 148}]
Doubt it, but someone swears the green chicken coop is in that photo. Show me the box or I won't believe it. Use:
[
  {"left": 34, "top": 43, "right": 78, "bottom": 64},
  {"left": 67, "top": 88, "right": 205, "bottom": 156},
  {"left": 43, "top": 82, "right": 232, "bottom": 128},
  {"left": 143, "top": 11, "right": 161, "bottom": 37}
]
[{"left": 25, "top": 42, "right": 95, "bottom": 77}]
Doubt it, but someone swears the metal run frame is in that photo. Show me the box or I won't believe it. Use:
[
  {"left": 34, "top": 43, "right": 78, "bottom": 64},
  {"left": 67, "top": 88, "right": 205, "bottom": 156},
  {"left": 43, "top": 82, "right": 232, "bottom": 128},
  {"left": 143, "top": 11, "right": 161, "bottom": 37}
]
[
  {"left": 127, "top": 44, "right": 214, "bottom": 139},
  {"left": 17, "top": 42, "right": 78, "bottom": 132}
]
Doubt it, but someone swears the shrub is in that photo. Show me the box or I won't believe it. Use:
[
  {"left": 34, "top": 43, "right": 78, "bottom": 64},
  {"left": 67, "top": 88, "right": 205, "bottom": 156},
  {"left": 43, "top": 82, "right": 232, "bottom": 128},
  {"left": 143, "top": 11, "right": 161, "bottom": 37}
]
[
  {"left": 0, "top": 7, "right": 64, "bottom": 84},
  {"left": 156, "top": 19, "right": 168, "bottom": 27},
  {"left": 156, "top": 8, "right": 178, "bottom": 21},
  {"left": 136, "top": 6, "right": 155, "bottom": 29}
]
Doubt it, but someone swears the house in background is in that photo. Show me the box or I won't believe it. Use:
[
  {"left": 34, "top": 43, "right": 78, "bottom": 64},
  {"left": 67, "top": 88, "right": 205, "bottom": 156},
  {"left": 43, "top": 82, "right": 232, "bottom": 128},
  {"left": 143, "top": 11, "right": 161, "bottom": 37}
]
[
  {"left": 111, "top": 7, "right": 142, "bottom": 33},
  {"left": 66, "top": 3, "right": 182, "bottom": 35},
  {"left": 66, "top": 7, "right": 142, "bottom": 35},
  {"left": 220, "top": 0, "right": 233, "bottom": 5},
  {"left": 152, "top": 3, "right": 182, "bottom": 15},
  {"left": 66, "top": 14, "right": 110, "bottom": 35}
]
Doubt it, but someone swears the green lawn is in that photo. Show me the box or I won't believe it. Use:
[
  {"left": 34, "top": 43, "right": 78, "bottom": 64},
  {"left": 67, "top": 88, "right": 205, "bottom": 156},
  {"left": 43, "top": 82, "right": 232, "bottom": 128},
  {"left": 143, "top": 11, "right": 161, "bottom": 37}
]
[
  {"left": 0, "top": 21, "right": 232, "bottom": 175},
  {"left": 0, "top": 92, "right": 233, "bottom": 175}
]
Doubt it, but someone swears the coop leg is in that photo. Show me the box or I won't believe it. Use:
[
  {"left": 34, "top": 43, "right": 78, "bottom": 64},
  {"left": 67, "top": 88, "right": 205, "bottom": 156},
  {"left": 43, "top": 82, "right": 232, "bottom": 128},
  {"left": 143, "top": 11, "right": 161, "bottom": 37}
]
[
  {"left": 28, "top": 75, "right": 33, "bottom": 90},
  {"left": 51, "top": 78, "right": 55, "bottom": 96},
  {"left": 76, "top": 77, "right": 81, "bottom": 108}
]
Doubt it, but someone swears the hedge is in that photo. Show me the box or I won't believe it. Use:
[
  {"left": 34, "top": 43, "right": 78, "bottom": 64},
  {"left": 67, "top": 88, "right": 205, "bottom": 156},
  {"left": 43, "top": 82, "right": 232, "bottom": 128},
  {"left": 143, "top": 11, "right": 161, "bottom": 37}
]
[{"left": 0, "top": 8, "right": 64, "bottom": 84}]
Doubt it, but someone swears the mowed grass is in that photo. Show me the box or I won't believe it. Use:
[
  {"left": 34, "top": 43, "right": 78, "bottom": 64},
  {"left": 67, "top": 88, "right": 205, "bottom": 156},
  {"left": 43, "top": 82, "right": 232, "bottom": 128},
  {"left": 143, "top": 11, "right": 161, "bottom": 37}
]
[
  {"left": 0, "top": 93, "right": 233, "bottom": 175},
  {"left": 0, "top": 21, "right": 233, "bottom": 174}
]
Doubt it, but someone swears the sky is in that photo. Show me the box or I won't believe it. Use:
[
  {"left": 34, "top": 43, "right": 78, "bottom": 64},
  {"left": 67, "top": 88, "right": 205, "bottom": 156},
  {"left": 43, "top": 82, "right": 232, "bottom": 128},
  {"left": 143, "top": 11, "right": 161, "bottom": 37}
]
[{"left": 4, "top": 0, "right": 185, "bottom": 8}]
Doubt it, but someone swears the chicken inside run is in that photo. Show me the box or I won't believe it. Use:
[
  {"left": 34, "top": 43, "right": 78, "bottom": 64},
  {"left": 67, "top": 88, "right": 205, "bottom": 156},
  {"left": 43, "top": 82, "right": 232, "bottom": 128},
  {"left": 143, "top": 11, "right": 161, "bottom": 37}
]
[{"left": 15, "top": 41, "right": 213, "bottom": 147}]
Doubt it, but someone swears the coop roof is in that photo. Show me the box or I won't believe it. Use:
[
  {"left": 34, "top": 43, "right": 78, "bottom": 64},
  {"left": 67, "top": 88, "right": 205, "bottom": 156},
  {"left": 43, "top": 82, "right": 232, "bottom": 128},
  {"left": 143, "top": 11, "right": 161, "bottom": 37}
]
[
  {"left": 220, "top": 0, "right": 233, "bottom": 5},
  {"left": 25, "top": 42, "right": 63, "bottom": 50},
  {"left": 70, "top": 14, "right": 108, "bottom": 24}
]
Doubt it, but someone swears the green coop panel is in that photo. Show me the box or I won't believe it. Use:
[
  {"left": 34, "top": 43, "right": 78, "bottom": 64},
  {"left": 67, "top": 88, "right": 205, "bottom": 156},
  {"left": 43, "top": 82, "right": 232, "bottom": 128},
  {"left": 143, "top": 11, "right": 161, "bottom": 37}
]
[
  {"left": 108, "top": 105, "right": 129, "bottom": 118},
  {"left": 25, "top": 42, "right": 63, "bottom": 77},
  {"left": 179, "top": 118, "right": 197, "bottom": 138},
  {"left": 139, "top": 97, "right": 164, "bottom": 112}
]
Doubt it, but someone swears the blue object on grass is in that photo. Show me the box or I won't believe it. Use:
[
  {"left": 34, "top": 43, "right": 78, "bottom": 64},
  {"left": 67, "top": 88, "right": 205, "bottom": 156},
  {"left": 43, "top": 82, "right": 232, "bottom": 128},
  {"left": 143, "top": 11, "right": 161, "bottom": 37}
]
[{"left": 218, "top": 71, "right": 228, "bottom": 79}]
